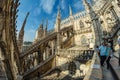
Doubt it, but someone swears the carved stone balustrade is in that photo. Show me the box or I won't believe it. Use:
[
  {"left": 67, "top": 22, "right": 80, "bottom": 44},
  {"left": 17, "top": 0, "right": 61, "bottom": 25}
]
[
  {"left": 58, "top": 49, "right": 94, "bottom": 60},
  {"left": 75, "top": 27, "right": 92, "bottom": 34}
]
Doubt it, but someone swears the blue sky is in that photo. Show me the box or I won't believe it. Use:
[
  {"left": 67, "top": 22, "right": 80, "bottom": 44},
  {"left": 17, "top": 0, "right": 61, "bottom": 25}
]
[{"left": 17, "top": 0, "right": 85, "bottom": 42}]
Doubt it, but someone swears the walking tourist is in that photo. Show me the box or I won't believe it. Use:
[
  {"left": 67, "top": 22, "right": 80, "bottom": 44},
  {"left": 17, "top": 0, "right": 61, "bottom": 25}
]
[
  {"left": 108, "top": 38, "right": 114, "bottom": 52},
  {"left": 99, "top": 42, "right": 107, "bottom": 66},
  {"left": 105, "top": 43, "right": 113, "bottom": 69}
]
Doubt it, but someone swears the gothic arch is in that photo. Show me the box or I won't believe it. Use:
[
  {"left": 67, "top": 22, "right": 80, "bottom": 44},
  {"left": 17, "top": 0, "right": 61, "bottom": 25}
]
[
  {"left": 68, "top": 61, "right": 77, "bottom": 75},
  {"left": 79, "top": 20, "right": 84, "bottom": 28}
]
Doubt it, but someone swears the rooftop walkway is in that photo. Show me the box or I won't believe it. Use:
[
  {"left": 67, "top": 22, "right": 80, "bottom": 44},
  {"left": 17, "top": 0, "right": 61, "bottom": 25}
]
[
  {"left": 84, "top": 51, "right": 120, "bottom": 80},
  {"left": 102, "top": 50, "right": 120, "bottom": 80},
  {"left": 102, "top": 63, "right": 115, "bottom": 80},
  {"left": 110, "top": 57, "right": 120, "bottom": 80}
]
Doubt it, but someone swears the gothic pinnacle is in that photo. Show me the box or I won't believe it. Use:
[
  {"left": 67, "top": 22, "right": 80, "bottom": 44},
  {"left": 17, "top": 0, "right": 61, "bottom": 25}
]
[
  {"left": 57, "top": 6, "right": 61, "bottom": 19},
  {"left": 18, "top": 12, "right": 29, "bottom": 52},
  {"left": 82, "top": 0, "right": 91, "bottom": 12},
  {"left": 21, "top": 12, "right": 29, "bottom": 31},
  {"left": 45, "top": 19, "right": 48, "bottom": 31},
  {"left": 69, "top": 5, "right": 72, "bottom": 16}
]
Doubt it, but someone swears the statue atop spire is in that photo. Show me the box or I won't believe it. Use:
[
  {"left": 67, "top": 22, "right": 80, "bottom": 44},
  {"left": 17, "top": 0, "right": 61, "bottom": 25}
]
[
  {"left": 18, "top": 12, "right": 29, "bottom": 52},
  {"left": 57, "top": 6, "right": 61, "bottom": 20},
  {"left": 55, "top": 6, "right": 61, "bottom": 32},
  {"left": 39, "top": 19, "right": 44, "bottom": 30},
  {"left": 44, "top": 19, "right": 48, "bottom": 37},
  {"left": 83, "top": 0, "right": 91, "bottom": 13},
  {"left": 69, "top": 5, "right": 72, "bottom": 16}
]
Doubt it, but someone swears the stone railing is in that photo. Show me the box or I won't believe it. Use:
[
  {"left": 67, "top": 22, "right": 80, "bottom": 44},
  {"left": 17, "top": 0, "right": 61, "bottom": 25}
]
[
  {"left": 58, "top": 49, "right": 83, "bottom": 58},
  {"left": 84, "top": 52, "right": 102, "bottom": 80},
  {"left": 75, "top": 27, "right": 92, "bottom": 34},
  {"left": 58, "top": 49, "right": 93, "bottom": 59}
]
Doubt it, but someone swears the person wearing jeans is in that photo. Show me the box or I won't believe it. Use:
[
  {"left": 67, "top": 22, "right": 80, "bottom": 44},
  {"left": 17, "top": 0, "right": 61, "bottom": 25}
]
[
  {"left": 105, "top": 43, "right": 113, "bottom": 69},
  {"left": 99, "top": 42, "right": 107, "bottom": 66}
]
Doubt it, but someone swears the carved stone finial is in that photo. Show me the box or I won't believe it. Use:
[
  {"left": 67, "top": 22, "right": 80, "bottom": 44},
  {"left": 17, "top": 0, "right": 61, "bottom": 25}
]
[{"left": 69, "top": 5, "right": 72, "bottom": 16}]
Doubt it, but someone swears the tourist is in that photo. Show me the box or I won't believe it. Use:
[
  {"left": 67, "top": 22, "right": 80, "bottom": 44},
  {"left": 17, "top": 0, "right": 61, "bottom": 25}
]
[
  {"left": 99, "top": 42, "right": 107, "bottom": 66},
  {"left": 108, "top": 38, "right": 114, "bottom": 52},
  {"left": 105, "top": 43, "right": 113, "bottom": 69}
]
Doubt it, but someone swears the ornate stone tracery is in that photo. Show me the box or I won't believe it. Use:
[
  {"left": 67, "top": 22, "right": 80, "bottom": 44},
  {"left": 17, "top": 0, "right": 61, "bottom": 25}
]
[{"left": 81, "top": 35, "right": 88, "bottom": 45}]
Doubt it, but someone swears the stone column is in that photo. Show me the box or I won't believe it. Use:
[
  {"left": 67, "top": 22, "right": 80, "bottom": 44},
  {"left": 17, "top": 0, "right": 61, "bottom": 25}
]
[
  {"left": 43, "top": 50, "right": 46, "bottom": 60},
  {"left": 51, "top": 41, "right": 54, "bottom": 55},
  {"left": 56, "top": 8, "right": 61, "bottom": 52},
  {"left": 83, "top": 0, "right": 102, "bottom": 46},
  {"left": 91, "top": 17, "right": 102, "bottom": 46},
  {"left": 67, "top": 31, "right": 70, "bottom": 38},
  {"left": 46, "top": 47, "right": 49, "bottom": 59},
  {"left": 37, "top": 50, "right": 42, "bottom": 63},
  {"left": 0, "top": 13, "right": 4, "bottom": 40},
  {"left": 57, "top": 30, "right": 61, "bottom": 50}
]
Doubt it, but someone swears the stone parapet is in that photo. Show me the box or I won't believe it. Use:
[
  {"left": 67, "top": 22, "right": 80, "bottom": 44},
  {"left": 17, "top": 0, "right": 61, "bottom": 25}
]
[
  {"left": 84, "top": 52, "right": 103, "bottom": 80},
  {"left": 110, "top": 57, "right": 120, "bottom": 80}
]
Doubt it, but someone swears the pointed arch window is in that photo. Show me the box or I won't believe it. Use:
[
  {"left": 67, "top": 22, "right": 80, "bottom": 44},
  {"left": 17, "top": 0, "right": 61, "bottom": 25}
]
[
  {"left": 79, "top": 21, "right": 84, "bottom": 28},
  {"left": 81, "top": 35, "right": 87, "bottom": 44}
]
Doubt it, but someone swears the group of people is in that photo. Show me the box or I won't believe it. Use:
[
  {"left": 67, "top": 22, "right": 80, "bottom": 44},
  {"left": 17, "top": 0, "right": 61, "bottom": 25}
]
[{"left": 95, "top": 38, "right": 114, "bottom": 69}]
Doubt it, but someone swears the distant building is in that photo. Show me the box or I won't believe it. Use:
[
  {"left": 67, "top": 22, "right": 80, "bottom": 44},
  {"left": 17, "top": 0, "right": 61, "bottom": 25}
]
[{"left": 22, "top": 41, "right": 33, "bottom": 51}]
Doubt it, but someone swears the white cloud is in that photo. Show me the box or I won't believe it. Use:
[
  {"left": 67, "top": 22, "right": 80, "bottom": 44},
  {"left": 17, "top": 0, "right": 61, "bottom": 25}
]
[
  {"left": 60, "top": 0, "right": 66, "bottom": 10},
  {"left": 33, "top": 0, "right": 56, "bottom": 15},
  {"left": 39, "top": 0, "right": 56, "bottom": 14}
]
